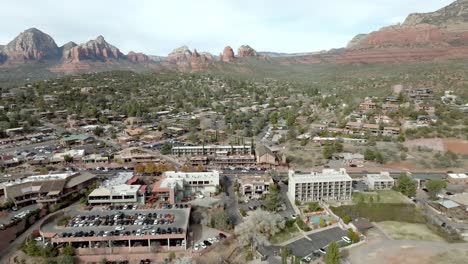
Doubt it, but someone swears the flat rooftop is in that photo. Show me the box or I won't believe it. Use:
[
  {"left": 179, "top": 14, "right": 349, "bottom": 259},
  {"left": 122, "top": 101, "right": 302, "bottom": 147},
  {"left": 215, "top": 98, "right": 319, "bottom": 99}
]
[
  {"left": 42, "top": 207, "right": 191, "bottom": 242},
  {"left": 289, "top": 169, "right": 352, "bottom": 182},
  {"left": 367, "top": 172, "right": 394, "bottom": 181},
  {"left": 3, "top": 172, "right": 77, "bottom": 187},
  {"left": 100, "top": 172, "right": 133, "bottom": 188},
  {"left": 448, "top": 173, "right": 468, "bottom": 179}
]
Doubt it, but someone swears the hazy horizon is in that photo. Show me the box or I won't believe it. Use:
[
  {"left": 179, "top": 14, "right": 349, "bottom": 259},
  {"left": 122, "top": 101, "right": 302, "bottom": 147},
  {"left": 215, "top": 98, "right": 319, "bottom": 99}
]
[{"left": 0, "top": 0, "right": 454, "bottom": 56}]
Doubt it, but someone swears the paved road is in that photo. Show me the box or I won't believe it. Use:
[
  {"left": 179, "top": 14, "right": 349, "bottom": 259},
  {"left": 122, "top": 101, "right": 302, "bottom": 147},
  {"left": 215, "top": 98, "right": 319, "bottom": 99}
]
[
  {"left": 221, "top": 175, "right": 242, "bottom": 225},
  {"left": 277, "top": 181, "right": 295, "bottom": 218},
  {"left": 259, "top": 226, "right": 347, "bottom": 260},
  {"left": 0, "top": 204, "right": 38, "bottom": 225},
  {"left": 0, "top": 211, "right": 49, "bottom": 264},
  {"left": 0, "top": 139, "right": 59, "bottom": 154}
]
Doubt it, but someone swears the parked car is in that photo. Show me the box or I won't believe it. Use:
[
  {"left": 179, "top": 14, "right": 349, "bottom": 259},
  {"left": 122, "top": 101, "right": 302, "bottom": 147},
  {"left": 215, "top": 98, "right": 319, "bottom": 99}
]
[{"left": 342, "top": 236, "right": 351, "bottom": 243}]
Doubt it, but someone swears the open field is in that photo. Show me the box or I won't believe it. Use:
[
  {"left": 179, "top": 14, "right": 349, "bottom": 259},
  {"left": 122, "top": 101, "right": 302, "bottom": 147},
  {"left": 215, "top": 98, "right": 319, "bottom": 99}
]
[
  {"left": 331, "top": 203, "right": 425, "bottom": 223},
  {"left": 442, "top": 138, "right": 468, "bottom": 154},
  {"left": 377, "top": 221, "right": 445, "bottom": 242},
  {"left": 430, "top": 248, "right": 468, "bottom": 264},
  {"left": 352, "top": 190, "right": 411, "bottom": 204},
  {"left": 405, "top": 138, "right": 468, "bottom": 155},
  {"left": 347, "top": 226, "right": 468, "bottom": 264}
]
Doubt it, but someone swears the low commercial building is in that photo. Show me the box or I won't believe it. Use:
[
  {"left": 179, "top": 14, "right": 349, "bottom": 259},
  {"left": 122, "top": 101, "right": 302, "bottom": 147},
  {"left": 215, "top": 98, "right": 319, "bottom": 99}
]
[
  {"left": 114, "top": 147, "right": 160, "bottom": 163},
  {"left": 238, "top": 175, "right": 273, "bottom": 196},
  {"left": 287, "top": 169, "right": 352, "bottom": 203},
  {"left": 88, "top": 172, "right": 145, "bottom": 204},
  {"left": 365, "top": 172, "right": 395, "bottom": 190},
  {"left": 88, "top": 185, "right": 145, "bottom": 204},
  {"left": 151, "top": 171, "right": 220, "bottom": 204},
  {"left": 61, "top": 134, "right": 94, "bottom": 146},
  {"left": 1, "top": 172, "right": 96, "bottom": 207},
  {"left": 447, "top": 173, "right": 468, "bottom": 184},
  {"left": 255, "top": 145, "right": 278, "bottom": 166},
  {"left": 172, "top": 145, "right": 252, "bottom": 157}
]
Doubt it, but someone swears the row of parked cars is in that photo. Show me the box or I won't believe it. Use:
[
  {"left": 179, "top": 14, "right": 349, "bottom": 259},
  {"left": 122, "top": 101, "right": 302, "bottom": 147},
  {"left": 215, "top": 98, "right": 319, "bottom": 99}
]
[
  {"left": 158, "top": 203, "right": 189, "bottom": 209},
  {"left": 67, "top": 212, "right": 175, "bottom": 228},
  {"left": 193, "top": 233, "right": 227, "bottom": 251},
  {"left": 108, "top": 204, "right": 138, "bottom": 210},
  {"left": 11, "top": 210, "right": 31, "bottom": 221},
  {"left": 60, "top": 226, "right": 185, "bottom": 238}
]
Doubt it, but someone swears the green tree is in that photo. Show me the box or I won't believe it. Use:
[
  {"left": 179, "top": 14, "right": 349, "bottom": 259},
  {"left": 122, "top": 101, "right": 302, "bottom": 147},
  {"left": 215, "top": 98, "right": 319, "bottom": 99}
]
[
  {"left": 62, "top": 243, "right": 74, "bottom": 256},
  {"left": 425, "top": 179, "right": 447, "bottom": 200},
  {"left": 280, "top": 247, "right": 290, "bottom": 264},
  {"left": 264, "top": 184, "right": 281, "bottom": 211},
  {"left": 342, "top": 215, "right": 350, "bottom": 224},
  {"left": 63, "top": 154, "right": 73, "bottom": 163},
  {"left": 307, "top": 202, "right": 321, "bottom": 212},
  {"left": 395, "top": 174, "right": 416, "bottom": 197},
  {"left": 93, "top": 126, "right": 104, "bottom": 136},
  {"left": 211, "top": 211, "right": 230, "bottom": 230},
  {"left": 319, "top": 217, "right": 327, "bottom": 228},
  {"left": 347, "top": 228, "right": 360, "bottom": 243},
  {"left": 324, "top": 241, "right": 340, "bottom": 264},
  {"left": 364, "top": 149, "right": 375, "bottom": 161}
]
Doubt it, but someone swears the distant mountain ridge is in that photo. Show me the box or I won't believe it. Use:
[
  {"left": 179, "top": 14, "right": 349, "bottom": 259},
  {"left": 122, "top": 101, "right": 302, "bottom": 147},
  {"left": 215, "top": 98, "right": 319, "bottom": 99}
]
[{"left": 1, "top": 0, "right": 468, "bottom": 77}]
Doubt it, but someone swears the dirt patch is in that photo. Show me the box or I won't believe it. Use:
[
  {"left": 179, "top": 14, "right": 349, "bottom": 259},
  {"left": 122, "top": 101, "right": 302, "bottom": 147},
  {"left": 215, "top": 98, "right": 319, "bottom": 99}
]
[
  {"left": 430, "top": 248, "right": 468, "bottom": 264},
  {"left": 377, "top": 221, "right": 445, "bottom": 242},
  {"left": 404, "top": 138, "right": 468, "bottom": 155},
  {"left": 384, "top": 162, "right": 416, "bottom": 170},
  {"left": 404, "top": 138, "right": 445, "bottom": 152},
  {"left": 442, "top": 138, "right": 468, "bottom": 154}
]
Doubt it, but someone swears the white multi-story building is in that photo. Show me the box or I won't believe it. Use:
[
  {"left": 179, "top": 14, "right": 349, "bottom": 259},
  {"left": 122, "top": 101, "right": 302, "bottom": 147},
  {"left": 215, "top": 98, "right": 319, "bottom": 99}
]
[
  {"left": 365, "top": 172, "right": 395, "bottom": 190},
  {"left": 151, "top": 171, "right": 220, "bottom": 204},
  {"left": 171, "top": 145, "right": 251, "bottom": 156},
  {"left": 288, "top": 169, "right": 352, "bottom": 203}
]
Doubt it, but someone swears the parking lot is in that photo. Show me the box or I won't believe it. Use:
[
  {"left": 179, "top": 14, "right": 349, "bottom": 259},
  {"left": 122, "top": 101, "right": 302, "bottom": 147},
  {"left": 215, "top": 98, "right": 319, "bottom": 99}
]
[
  {"left": 260, "top": 227, "right": 348, "bottom": 260},
  {"left": 289, "top": 227, "right": 347, "bottom": 258},
  {"left": 0, "top": 204, "right": 38, "bottom": 225},
  {"left": 42, "top": 206, "right": 190, "bottom": 239}
]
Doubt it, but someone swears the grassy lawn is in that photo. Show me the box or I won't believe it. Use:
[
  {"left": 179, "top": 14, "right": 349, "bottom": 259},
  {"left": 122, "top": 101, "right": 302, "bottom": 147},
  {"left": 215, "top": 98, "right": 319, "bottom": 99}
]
[
  {"left": 352, "top": 190, "right": 411, "bottom": 204},
  {"left": 331, "top": 203, "right": 425, "bottom": 223},
  {"left": 377, "top": 221, "right": 445, "bottom": 242},
  {"left": 270, "top": 225, "right": 300, "bottom": 244}
]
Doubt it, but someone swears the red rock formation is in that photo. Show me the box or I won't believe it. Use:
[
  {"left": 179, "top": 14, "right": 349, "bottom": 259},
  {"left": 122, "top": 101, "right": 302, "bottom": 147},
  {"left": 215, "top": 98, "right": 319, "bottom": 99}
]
[
  {"left": 237, "top": 45, "right": 257, "bottom": 57},
  {"left": 127, "top": 51, "right": 149, "bottom": 63},
  {"left": 221, "top": 46, "right": 235, "bottom": 62},
  {"left": 4, "top": 28, "right": 59, "bottom": 60},
  {"left": 64, "top": 36, "right": 124, "bottom": 62}
]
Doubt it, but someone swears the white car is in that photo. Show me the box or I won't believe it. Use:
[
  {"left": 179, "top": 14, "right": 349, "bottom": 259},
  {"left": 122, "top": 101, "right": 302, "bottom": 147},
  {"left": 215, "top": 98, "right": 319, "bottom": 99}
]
[
  {"left": 200, "top": 242, "right": 207, "bottom": 249},
  {"left": 194, "top": 244, "right": 200, "bottom": 251},
  {"left": 181, "top": 240, "right": 186, "bottom": 247},
  {"left": 34, "top": 237, "right": 43, "bottom": 242},
  {"left": 212, "top": 237, "right": 219, "bottom": 243},
  {"left": 197, "top": 194, "right": 204, "bottom": 199},
  {"left": 290, "top": 214, "right": 297, "bottom": 220},
  {"left": 115, "top": 226, "right": 125, "bottom": 231},
  {"left": 208, "top": 238, "right": 214, "bottom": 244},
  {"left": 151, "top": 229, "right": 156, "bottom": 235},
  {"left": 342, "top": 236, "right": 351, "bottom": 243}
]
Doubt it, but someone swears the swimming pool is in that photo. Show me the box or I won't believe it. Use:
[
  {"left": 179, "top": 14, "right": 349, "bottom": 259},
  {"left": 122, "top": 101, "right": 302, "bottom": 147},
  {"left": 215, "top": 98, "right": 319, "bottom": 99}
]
[{"left": 309, "top": 215, "right": 330, "bottom": 224}]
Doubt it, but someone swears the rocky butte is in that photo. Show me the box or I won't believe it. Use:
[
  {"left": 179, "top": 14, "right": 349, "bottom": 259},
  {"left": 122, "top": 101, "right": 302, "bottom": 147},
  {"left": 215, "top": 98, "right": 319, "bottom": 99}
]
[
  {"left": 2, "top": 28, "right": 60, "bottom": 61},
  {"left": 237, "top": 45, "right": 257, "bottom": 57}
]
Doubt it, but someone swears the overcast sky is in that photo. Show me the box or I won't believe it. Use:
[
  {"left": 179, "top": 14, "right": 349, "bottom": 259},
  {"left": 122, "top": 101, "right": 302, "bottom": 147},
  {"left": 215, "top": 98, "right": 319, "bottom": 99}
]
[{"left": 0, "top": 0, "right": 454, "bottom": 55}]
